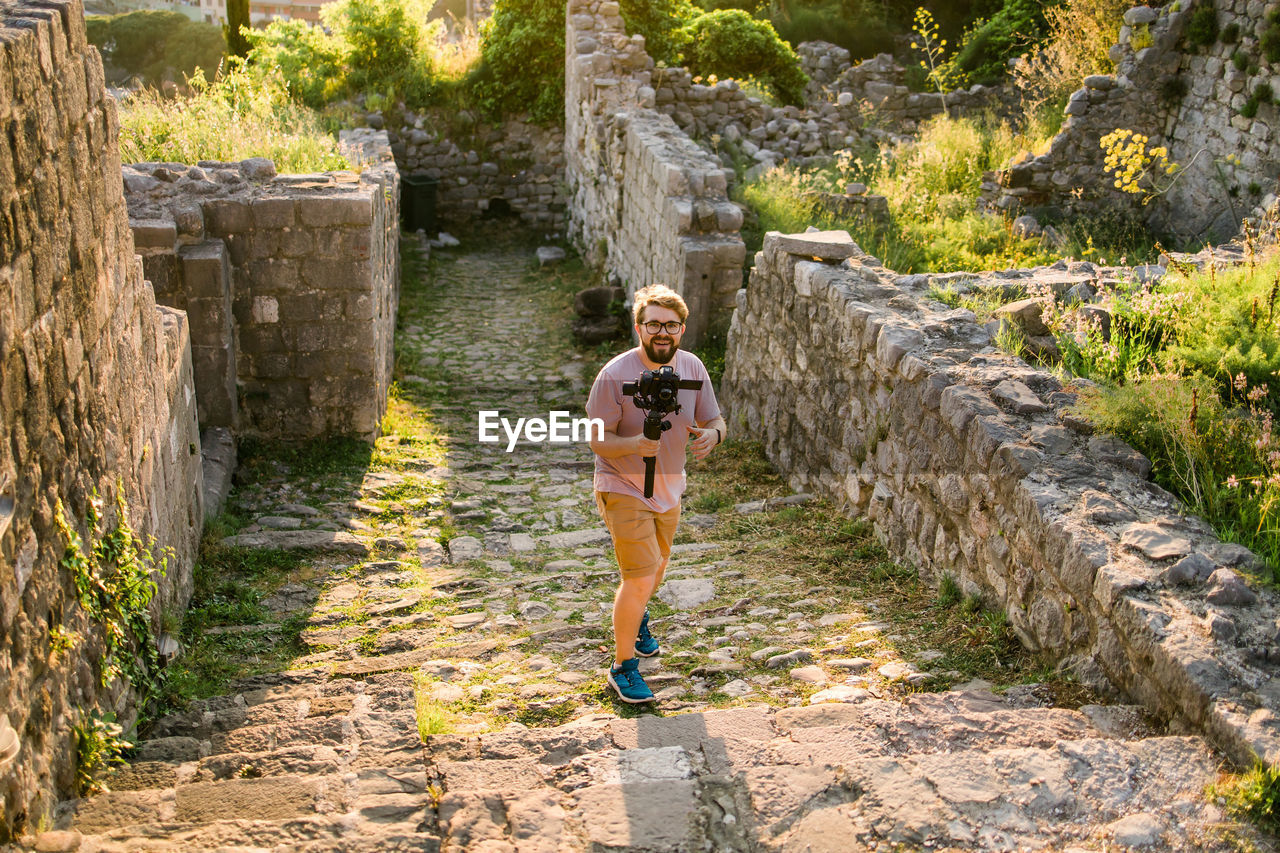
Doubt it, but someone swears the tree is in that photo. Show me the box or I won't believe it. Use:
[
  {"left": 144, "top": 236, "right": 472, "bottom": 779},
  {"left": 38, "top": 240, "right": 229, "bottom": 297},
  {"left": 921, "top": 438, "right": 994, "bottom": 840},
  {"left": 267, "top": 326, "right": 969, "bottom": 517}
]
[
  {"left": 226, "top": 0, "right": 251, "bottom": 59},
  {"left": 85, "top": 10, "right": 226, "bottom": 85}
]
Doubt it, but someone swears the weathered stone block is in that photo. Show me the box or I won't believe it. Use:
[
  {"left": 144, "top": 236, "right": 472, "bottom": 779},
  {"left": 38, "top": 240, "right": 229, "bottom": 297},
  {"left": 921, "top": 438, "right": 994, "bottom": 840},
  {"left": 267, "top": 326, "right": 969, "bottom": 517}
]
[
  {"left": 202, "top": 198, "right": 251, "bottom": 234},
  {"left": 297, "top": 194, "right": 373, "bottom": 227},
  {"left": 250, "top": 197, "right": 295, "bottom": 228},
  {"left": 129, "top": 218, "right": 176, "bottom": 250}
]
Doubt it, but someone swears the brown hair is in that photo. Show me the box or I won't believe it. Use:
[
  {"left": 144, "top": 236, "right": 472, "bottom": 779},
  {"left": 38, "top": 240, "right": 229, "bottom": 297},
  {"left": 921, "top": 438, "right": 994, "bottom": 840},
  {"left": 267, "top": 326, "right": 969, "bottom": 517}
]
[{"left": 632, "top": 283, "right": 688, "bottom": 325}]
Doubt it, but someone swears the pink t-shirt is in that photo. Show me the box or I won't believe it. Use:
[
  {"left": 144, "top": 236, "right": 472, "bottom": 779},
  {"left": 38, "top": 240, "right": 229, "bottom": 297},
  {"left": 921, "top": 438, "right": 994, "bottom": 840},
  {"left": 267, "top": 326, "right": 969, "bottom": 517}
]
[{"left": 586, "top": 348, "right": 721, "bottom": 513}]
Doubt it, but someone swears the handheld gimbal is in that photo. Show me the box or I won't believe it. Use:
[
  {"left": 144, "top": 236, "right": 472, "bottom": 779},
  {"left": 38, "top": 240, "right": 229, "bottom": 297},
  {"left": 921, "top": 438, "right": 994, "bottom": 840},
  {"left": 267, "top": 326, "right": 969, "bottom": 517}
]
[{"left": 622, "top": 365, "right": 703, "bottom": 498}]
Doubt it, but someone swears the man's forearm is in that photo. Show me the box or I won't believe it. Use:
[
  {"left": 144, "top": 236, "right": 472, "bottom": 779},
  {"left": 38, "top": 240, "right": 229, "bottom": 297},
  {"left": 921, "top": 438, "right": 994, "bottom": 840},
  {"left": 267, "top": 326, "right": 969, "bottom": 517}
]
[
  {"left": 702, "top": 417, "right": 727, "bottom": 443},
  {"left": 591, "top": 430, "right": 642, "bottom": 459}
]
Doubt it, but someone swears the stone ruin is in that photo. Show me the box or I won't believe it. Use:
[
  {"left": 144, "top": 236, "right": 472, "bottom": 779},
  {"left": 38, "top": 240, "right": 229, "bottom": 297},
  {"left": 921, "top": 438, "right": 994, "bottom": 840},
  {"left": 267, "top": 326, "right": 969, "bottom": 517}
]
[
  {"left": 122, "top": 131, "right": 400, "bottom": 442},
  {"left": 0, "top": 0, "right": 401, "bottom": 832},
  {"left": 986, "top": 0, "right": 1280, "bottom": 244},
  {"left": 723, "top": 229, "right": 1280, "bottom": 768},
  {"left": 5, "top": 0, "right": 1280, "bottom": 837},
  {"left": 1, "top": 0, "right": 204, "bottom": 831}
]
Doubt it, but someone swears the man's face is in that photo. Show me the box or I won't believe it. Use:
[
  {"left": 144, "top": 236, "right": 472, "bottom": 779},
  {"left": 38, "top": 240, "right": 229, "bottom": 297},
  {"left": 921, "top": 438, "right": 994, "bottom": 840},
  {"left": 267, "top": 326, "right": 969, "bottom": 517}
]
[{"left": 636, "top": 305, "right": 685, "bottom": 365}]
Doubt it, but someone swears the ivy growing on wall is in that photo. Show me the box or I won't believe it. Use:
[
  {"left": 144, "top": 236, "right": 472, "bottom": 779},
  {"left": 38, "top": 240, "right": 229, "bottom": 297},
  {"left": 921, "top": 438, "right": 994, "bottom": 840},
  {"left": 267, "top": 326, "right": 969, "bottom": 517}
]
[{"left": 55, "top": 487, "right": 170, "bottom": 714}]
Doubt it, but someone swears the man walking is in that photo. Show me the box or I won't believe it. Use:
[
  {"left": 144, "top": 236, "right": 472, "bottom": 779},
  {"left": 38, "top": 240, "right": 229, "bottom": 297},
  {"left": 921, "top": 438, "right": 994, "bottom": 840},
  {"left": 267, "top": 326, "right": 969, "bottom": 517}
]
[{"left": 586, "top": 284, "right": 726, "bottom": 703}]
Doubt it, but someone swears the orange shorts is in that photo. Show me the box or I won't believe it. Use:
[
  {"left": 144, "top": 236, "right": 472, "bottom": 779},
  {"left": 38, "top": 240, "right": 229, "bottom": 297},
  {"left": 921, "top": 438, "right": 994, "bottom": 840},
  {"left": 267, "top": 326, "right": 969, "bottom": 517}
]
[{"left": 594, "top": 491, "right": 680, "bottom": 579}]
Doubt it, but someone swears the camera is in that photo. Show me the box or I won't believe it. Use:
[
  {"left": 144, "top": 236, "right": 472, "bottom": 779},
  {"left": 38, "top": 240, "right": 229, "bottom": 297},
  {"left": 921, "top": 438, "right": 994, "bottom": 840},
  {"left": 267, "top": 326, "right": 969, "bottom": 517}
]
[{"left": 622, "top": 366, "right": 703, "bottom": 498}]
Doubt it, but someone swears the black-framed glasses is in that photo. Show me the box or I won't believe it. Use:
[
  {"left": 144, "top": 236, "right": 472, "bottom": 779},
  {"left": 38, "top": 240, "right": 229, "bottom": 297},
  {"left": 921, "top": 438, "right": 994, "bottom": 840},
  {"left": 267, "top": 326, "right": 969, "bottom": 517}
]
[{"left": 641, "top": 321, "right": 684, "bottom": 335}]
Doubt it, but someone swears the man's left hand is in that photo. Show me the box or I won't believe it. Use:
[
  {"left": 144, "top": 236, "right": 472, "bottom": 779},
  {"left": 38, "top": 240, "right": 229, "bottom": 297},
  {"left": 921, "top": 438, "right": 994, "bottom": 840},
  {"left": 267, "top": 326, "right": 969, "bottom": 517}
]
[{"left": 687, "top": 425, "right": 718, "bottom": 461}]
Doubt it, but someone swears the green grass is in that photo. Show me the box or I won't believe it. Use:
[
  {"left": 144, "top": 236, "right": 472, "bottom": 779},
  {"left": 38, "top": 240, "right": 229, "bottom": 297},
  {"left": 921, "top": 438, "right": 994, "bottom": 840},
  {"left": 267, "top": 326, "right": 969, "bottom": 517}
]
[
  {"left": 154, "top": 535, "right": 312, "bottom": 713},
  {"left": 118, "top": 66, "right": 349, "bottom": 172},
  {"left": 1210, "top": 762, "right": 1280, "bottom": 836},
  {"left": 686, "top": 440, "right": 1052, "bottom": 695},
  {"left": 236, "top": 435, "right": 373, "bottom": 481}
]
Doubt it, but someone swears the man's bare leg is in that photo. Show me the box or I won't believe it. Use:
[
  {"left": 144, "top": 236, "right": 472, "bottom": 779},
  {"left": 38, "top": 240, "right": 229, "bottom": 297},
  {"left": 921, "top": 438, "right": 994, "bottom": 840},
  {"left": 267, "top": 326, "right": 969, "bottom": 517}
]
[{"left": 613, "top": 573, "right": 658, "bottom": 666}]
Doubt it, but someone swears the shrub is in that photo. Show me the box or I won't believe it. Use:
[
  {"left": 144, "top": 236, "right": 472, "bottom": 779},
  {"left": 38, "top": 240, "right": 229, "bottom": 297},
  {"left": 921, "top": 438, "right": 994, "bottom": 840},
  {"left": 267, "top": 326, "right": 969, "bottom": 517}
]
[
  {"left": 1232, "top": 49, "right": 1249, "bottom": 71},
  {"left": 1185, "top": 0, "right": 1219, "bottom": 47},
  {"left": 621, "top": 0, "right": 698, "bottom": 65},
  {"left": 327, "top": 0, "right": 440, "bottom": 105},
  {"left": 469, "top": 0, "right": 565, "bottom": 122},
  {"left": 85, "top": 10, "right": 226, "bottom": 87},
  {"left": 769, "top": 0, "right": 896, "bottom": 60},
  {"left": 1221, "top": 21, "right": 1240, "bottom": 43},
  {"left": 949, "top": 0, "right": 1052, "bottom": 85},
  {"left": 679, "top": 10, "right": 808, "bottom": 104},
  {"left": 245, "top": 18, "right": 344, "bottom": 108},
  {"left": 247, "top": 0, "right": 441, "bottom": 109}
]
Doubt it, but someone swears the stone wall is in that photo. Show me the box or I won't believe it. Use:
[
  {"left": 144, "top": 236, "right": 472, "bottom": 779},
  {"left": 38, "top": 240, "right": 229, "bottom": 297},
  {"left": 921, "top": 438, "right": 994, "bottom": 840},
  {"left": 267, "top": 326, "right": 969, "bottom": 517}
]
[
  {"left": 722, "top": 230, "right": 1280, "bottom": 768},
  {"left": 0, "top": 0, "right": 203, "bottom": 834},
  {"left": 382, "top": 112, "right": 567, "bottom": 230},
  {"left": 122, "top": 133, "right": 401, "bottom": 441},
  {"left": 564, "top": 0, "right": 745, "bottom": 346},
  {"left": 986, "top": 1, "right": 1280, "bottom": 244},
  {"left": 649, "top": 44, "right": 1013, "bottom": 179}
]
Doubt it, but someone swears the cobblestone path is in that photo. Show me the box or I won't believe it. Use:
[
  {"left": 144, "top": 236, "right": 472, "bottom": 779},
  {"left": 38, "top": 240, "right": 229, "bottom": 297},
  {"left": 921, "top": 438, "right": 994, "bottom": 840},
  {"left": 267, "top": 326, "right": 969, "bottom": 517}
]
[{"left": 34, "top": 238, "right": 1264, "bottom": 851}]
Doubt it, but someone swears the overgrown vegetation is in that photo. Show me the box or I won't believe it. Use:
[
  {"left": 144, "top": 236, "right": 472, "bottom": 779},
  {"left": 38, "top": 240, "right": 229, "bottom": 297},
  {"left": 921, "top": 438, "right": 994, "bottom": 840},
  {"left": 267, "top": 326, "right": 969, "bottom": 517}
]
[
  {"left": 117, "top": 66, "right": 349, "bottom": 171},
  {"left": 466, "top": 0, "right": 565, "bottom": 122},
  {"left": 680, "top": 10, "right": 807, "bottom": 104},
  {"left": 738, "top": 113, "right": 1157, "bottom": 274},
  {"left": 72, "top": 712, "right": 131, "bottom": 797},
  {"left": 617, "top": 0, "right": 808, "bottom": 106},
  {"left": 1052, "top": 250, "right": 1280, "bottom": 581},
  {"left": 247, "top": 0, "right": 443, "bottom": 108},
  {"left": 56, "top": 489, "right": 170, "bottom": 712}
]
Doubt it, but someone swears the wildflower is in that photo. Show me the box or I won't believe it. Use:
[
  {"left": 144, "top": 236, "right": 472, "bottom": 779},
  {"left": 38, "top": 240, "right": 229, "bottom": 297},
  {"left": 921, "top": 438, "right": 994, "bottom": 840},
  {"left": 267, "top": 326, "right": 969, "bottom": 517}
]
[{"left": 1228, "top": 475, "right": 1241, "bottom": 489}]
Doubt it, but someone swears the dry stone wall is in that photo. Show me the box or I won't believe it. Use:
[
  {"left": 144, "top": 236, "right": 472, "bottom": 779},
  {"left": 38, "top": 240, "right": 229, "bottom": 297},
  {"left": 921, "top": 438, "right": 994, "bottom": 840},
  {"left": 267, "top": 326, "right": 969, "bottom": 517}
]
[
  {"left": 723, "top": 230, "right": 1280, "bottom": 768},
  {"left": 122, "top": 132, "right": 400, "bottom": 441},
  {"left": 565, "top": 0, "right": 744, "bottom": 345},
  {"left": 649, "top": 43, "right": 1013, "bottom": 180},
  {"left": 986, "top": 0, "right": 1280, "bottom": 244},
  {"left": 381, "top": 113, "right": 567, "bottom": 230},
  {"left": 0, "top": 0, "right": 203, "bottom": 834}
]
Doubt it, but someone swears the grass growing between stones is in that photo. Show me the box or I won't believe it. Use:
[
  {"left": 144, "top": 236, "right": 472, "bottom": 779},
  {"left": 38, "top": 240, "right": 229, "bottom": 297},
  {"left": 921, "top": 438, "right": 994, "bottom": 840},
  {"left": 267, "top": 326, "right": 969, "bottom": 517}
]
[
  {"left": 160, "top": 535, "right": 314, "bottom": 709},
  {"left": 1210, "top": 762, "right": 1280, "bottom": 838},
  {"left": 682, "top": 440, "right": 1074, "bottom": 701}
]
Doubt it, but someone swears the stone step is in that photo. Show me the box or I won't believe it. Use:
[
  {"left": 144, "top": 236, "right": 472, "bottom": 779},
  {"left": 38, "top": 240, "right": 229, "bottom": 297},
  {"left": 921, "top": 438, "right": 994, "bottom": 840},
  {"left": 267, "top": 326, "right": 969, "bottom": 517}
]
[
  {"left": 427, "top": 730, "right": 1221, "bottom": 852},
  {"left": 58, "top": 810, "right": 439, "bottom": 852}
]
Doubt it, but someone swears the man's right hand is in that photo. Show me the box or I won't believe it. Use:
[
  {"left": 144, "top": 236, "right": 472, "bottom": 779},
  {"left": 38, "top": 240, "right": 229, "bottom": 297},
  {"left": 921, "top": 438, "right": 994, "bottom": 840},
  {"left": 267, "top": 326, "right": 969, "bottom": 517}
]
[{"left": 633, "top": 434, "right": 660, "bottom": 456}]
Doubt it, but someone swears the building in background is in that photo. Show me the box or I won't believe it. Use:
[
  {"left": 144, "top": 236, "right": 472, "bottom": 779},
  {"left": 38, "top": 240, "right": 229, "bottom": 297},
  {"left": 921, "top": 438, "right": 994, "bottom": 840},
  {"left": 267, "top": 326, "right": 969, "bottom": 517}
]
[
  {"left": 84, "top": 0, "right": 203, "bottom": 20},
  {"left": 194, "top": 0, "right": 332, "bottom": 26}
]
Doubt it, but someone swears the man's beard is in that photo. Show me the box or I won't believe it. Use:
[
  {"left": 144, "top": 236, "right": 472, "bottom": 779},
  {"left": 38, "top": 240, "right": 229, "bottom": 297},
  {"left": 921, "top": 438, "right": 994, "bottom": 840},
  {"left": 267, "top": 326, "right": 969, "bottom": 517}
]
[{"left": 642, "top": 336, "right": 678, "bottom": 364}]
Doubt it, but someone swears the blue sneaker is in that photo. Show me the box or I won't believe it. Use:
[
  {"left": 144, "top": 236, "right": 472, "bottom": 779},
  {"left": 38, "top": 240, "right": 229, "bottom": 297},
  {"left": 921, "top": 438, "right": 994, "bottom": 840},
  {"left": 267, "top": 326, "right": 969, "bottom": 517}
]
[
  {"left": 608, "top": 657, "right": 655, "bottom": 704},
  {"left": 635, "top": 609, "right": 660, "bottom": 658}
]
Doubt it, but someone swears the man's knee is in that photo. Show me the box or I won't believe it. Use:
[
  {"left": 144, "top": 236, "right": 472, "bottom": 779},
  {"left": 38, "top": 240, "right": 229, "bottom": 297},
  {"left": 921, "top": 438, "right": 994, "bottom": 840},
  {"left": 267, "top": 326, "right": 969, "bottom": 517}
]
[{"left": 618, "top": 571, "right": 659, "bottom": 596}]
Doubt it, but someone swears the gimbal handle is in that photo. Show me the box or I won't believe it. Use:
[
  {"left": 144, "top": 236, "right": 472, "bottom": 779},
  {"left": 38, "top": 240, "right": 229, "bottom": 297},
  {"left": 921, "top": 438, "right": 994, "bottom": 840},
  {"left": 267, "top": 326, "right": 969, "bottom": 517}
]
[{"left": 641, "top": 413, "right": 671, "bottom": 498}]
